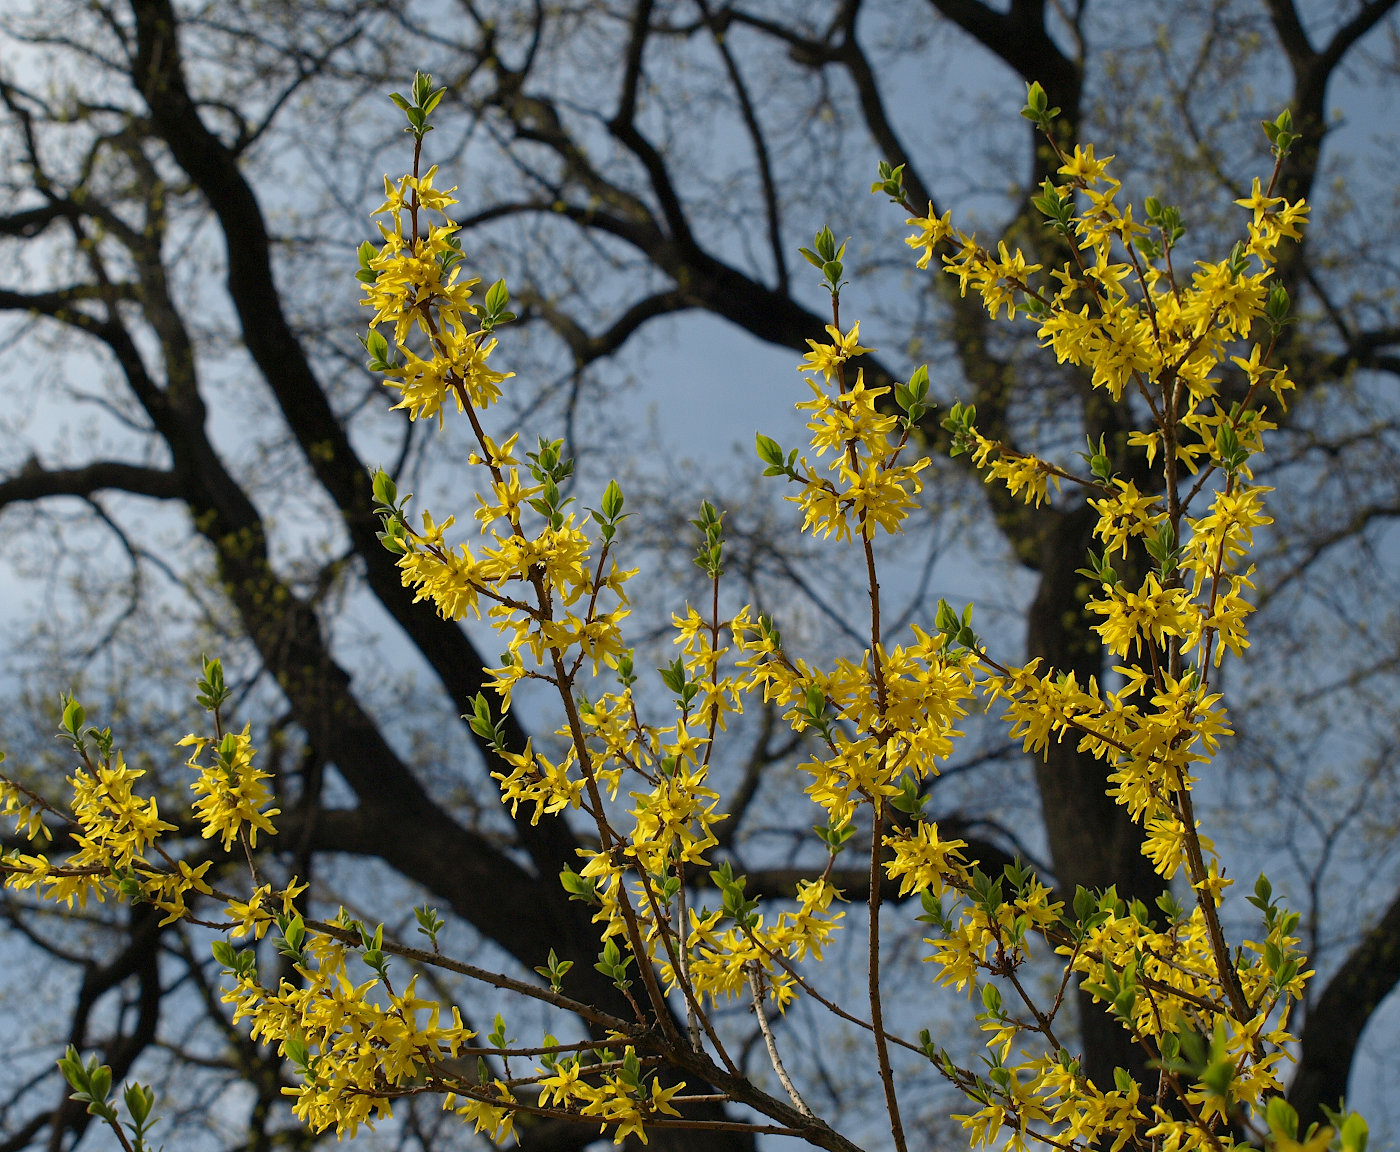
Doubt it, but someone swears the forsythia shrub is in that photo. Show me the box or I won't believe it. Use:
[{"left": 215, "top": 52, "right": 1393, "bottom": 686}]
[{"left": 0, "top": 74, "right": 1372, "bottom": 1152}]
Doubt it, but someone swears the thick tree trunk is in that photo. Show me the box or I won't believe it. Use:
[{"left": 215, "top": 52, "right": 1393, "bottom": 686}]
[{"left": 1290, "top": 888, "right": 1400, "bottom": 1128}]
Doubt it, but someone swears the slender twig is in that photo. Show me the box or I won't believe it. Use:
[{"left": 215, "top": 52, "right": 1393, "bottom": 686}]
[
  {"left": 866, "top": 801, "right": 907, "bottom": 1152},
  {"left": 746, "top": 961, "right": 814, "bottom": 1118}
]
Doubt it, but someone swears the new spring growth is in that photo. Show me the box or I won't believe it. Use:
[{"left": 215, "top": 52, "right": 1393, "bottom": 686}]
[
  {"left": 690, "top": 500, "right": 724, "bottom": 577},
  {"left": 466, "top": 692, "right": 508, "bottom": 751},
  {"left": 1032, "top": 179, "right": 1075, "bottom": 236},
  {"left": 1135, "top": 197, "right": 1186, "bottom": 262},
  {"left": 587, "top": 479, "right": 627, "bottom": 545},
  {"left": 1020, "top": 79, "right": 1060, "bottom": 129},
  {"left": 659, "top": 656, "right": 701, "bottom": 711},
  {"left": 534, "top": 948, "right": 574, "bottom": 992},
  {"left": 870, "top": 159, "right": 907, "bottom": 204},
  {"left": 195, "top": 655, "right": 231, "bottom": 713},
  {"left": 941, "top": 401, "right": 977, "bottom": 457},
  {"left": 57, "top": 694, "right": 114, "bottom": 759},
  {"left": 389, "top": 70, "right": 446, "bottom": 140},
  {"left": 755, "top": 432, "right": 800, "bottom": 478},
  {"left": 895, "top": 364, "right": 931, "bottom": 428},
  {"left": 58, "top": 1047, "right": 159, "bottom": 1152},
  {"left": 479, "top": 279, "right": 517, "bottom": 332},
  {"left": 525, "top": 437, "right": 575, "bottom": 529},
  {"left": 814, "top": 819, "right": 857, "bottom": 855},
  {"left": 415, "top": 905, "right": 447, "bottom": 951},
  {"left": 370, "top": 468, "right": 411, "bottom": 555},
  {"left": 1078, "top": 434, "right": 1115, "bottom": 484},
  {"left": 595, "top": 938, "right": 634, "bottom": 992},
  {"left": 798, "top": 225, "right": 848, "bottom": 297},
  {"left": 934, "top": 599, "right": 979, "bottom": 654},
  {"left": 1262, "top": 108, "right": 1298, "bottom": 161}
]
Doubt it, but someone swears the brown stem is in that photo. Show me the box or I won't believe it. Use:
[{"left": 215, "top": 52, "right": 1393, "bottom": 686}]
[
  {"left": 300, "top": 916, "right": 634, "bottom": 1032},
  {"left": 1172, "top": 779, "right": 1250, "bottom": 1021},
  {"left": 746, "top": 961, "right": 814, "bottom": 1118},
  {"left": 633, "top": 851, "right": 741, "bottom": 1076},
  {"left": 867, "top": 802, "right": 907, "bottom": 1152},
  {"left": 674, "top": 857, "right": 702, "bottom": 1052}
]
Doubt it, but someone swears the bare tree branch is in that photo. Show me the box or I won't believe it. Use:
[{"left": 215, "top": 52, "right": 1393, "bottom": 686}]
[{"left": 0, "top": 461, "right": 180, "bottom": 508}]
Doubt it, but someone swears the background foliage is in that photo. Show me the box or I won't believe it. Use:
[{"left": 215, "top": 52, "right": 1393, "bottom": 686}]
[{"left": 1, "top": 2, "right": 1399, "bottom": 1149}]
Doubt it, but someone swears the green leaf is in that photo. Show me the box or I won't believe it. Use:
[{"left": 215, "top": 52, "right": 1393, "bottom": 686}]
[
  {"left": 755, "top": 432, "right": 785, "bottom": 468},
  {"left": 1155, "top": 890, "right": 1184, "bottom": 921},
  {"left": 485, "top": 278, "right": 510, "bottom": 314},
  {"left": 58, "top": 1048, "right": 88, "bottom": 1093},
  {"left": 1200, "top": 1056, "right": 1235, "bottom": 1098},
  {"left": 934, "top": 599, "right": 959, "bottom": 635},
  {"left": 560, "top": 866, "right": 598, "bottom": 902},
  {"left": 870, "top": 160, "right": 906, "bottom": 201},
  {"left": 534, "top": 948, "right": 574, "bottom": 992},
  {"left": 600, "top": 478, "right": 624, "bottom": 522},
  {"left": 88, "top": 1064, "right": 112, "bottom": 1109},
  {"left": 659, "top": 656, "right": 687, "bottom": 694},
  {"left": 1020, "top": 80, "right": 1059, "bottom": 123},
  {"left": 907, "top": 363, "right": 929, "bottom": 397},
  {"left": 285, "top": 1032, "right": 310, "bottom": 1067},
  {"left": 61, "top": 695, "right": 85, "bottom": 737},
  {"left": 195, "top": 655, "right": 229, "bottom": 712},
  {"left": 1248, "top": 873, "right": 1273, "bottom": 911},
  {"left": 917, "top": 889, "right": 946, "bottom": 928},
  {"left": 414, "top": 905, "right": 445, "bottom": 944},
  {"left": 889, "top": 773, "right": 926, "bottom": 814},
  {"left": 377, "top": 515, "right": 408, "bottom": 554},
  {"left": 1340, "top": 1112, "right": 1369, "bottom": 1152},
  {"left": 371, "top": 468, "right": 397, "bottom": 509},
  {"left": 211, "top": 939, "right": 243, "bottom": 970},
  {"left": 356, "top": 239, "right": 378, "bottom": 283},
  {"left": 123, "top": 1081, "right": 155, "bottom": 1127},
  {"left": 1266, "top": 1095, "right": 1299, "bottom": 1141}
]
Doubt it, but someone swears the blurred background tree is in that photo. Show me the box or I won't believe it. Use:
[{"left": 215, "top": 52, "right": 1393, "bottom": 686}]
[{"left": 1, "top": 1, "right": 1399, "bottom": 1148}]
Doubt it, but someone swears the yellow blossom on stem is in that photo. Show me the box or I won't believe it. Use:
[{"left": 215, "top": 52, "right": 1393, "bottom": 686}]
[
  {"left": 181, "top": 724, "right": 280, "bottom": 851},
  {"left": 801, "top": 322, "right": 873, "bottom": 382},
  {"left": 905, "top": 203, "right": 954, "bottom": 268}
]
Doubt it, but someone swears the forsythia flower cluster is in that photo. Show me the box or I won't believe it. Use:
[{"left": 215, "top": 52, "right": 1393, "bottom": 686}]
[
  {"left": 0, "top": 693, "right": 270, "bottom": 925},
  {"left": 0, "top": 78, "right": 1369, "bottom": 1152}
]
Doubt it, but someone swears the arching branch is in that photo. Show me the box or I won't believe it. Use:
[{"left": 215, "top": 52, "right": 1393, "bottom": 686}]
[{"left": 0, "top": 461, "right": 180, "bottom": 509}]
